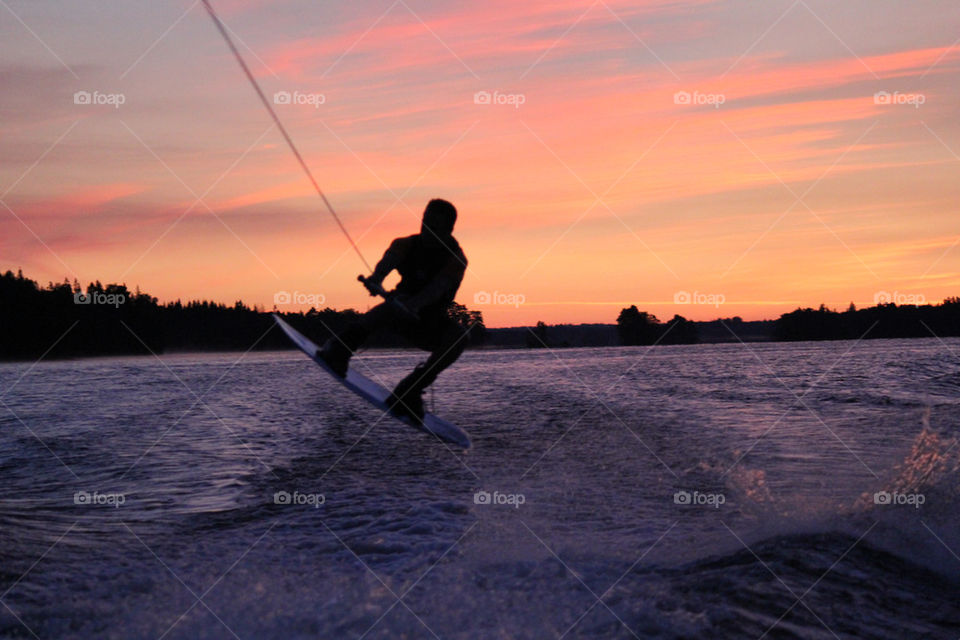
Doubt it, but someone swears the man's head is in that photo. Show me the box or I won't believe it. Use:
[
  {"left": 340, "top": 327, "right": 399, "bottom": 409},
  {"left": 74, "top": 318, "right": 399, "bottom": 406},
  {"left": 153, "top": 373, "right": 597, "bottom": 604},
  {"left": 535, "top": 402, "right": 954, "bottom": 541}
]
[{"left": 421, "top": 199, "right": 457, "bottom": 241}]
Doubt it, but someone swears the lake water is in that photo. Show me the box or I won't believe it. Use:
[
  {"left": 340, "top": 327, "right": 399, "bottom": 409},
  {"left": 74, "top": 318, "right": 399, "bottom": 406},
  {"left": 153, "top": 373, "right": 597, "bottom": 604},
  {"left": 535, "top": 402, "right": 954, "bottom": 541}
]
[{"left": 1, "top": 339, "right": 959, "bottom": 638}]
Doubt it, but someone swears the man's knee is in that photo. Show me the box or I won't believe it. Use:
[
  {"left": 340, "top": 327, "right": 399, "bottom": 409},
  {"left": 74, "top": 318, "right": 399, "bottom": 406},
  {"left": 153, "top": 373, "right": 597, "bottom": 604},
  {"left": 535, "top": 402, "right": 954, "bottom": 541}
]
[{"left": 359, "top": 301, "right": 392, "bottom": 330}]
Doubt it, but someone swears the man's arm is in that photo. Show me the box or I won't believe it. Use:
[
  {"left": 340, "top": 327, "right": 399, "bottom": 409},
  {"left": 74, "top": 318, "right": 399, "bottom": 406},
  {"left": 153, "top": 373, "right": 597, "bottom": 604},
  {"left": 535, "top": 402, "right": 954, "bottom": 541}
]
[{"left": 365, "top": 238, "right": 410, "bottom": 291}]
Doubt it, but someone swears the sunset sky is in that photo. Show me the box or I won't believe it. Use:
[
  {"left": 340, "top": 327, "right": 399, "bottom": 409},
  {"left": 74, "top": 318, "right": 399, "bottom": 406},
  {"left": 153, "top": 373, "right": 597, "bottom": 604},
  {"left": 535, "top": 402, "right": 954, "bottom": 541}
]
[{"left": 2, "top": 0, "right": 959, "bottom": 326}]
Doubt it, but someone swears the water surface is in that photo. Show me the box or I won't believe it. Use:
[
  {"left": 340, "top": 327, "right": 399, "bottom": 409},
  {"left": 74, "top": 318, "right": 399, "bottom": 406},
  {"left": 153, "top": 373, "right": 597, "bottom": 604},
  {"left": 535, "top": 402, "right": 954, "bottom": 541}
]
[{"left": 1, "top": 339, "right": 959, "bottom": 638}]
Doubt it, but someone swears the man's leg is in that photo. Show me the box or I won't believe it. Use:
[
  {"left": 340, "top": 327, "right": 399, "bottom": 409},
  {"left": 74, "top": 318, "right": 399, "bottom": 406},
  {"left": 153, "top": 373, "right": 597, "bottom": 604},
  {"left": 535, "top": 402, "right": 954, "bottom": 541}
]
[
  {"left": 318, "top": 301, "right": 411, "bottom": 377},
  {"left": 388, "top": 317, "right": 468, "bottom": 420}
]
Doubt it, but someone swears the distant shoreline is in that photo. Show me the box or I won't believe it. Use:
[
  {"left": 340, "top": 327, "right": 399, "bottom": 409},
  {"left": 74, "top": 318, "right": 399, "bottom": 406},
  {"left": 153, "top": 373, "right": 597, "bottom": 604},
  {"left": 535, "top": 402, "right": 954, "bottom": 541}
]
[
  {"left": 4, "top": 332, "right": 959, "bottom": 365},
  {"left": 3, "top": 269, "right": 959, "bottom": 361}
]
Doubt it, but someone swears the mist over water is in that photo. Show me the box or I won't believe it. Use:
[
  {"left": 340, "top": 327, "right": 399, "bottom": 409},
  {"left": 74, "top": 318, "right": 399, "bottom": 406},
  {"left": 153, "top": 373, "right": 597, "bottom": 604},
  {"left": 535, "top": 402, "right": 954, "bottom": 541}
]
[{"left": 1, "top": 339, "right": 959, "bottom": 638}]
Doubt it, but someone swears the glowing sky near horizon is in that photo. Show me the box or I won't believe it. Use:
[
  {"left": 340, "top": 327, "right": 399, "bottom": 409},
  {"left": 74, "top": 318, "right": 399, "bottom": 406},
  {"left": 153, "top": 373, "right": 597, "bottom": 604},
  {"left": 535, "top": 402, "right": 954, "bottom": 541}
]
[{"left": 2, "top": 0, "right": 959, "bottom": 327}]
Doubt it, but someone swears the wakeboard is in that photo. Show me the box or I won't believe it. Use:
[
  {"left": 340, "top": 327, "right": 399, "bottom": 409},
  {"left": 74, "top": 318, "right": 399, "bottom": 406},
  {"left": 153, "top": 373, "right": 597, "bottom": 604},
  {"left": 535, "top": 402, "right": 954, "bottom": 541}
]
[{"left": 272, "top": 313, "right": 471, "bottom": 448}]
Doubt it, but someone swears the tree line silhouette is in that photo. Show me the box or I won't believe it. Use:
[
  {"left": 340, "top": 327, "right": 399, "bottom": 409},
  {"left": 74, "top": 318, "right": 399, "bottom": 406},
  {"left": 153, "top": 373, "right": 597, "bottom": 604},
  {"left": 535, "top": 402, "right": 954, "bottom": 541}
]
[
  {"left": 612, "top": 299, "right": 960, "bottom": 345},
  {"left": 0, "top": 270, "right": 485, "bottom": 361},
  {"left": 615, "top": 306, "right": 699, "bottom": 345},
  {"left": 773, "top": 300, "right": 960, "bottom": 341},
  {"left": 4, "top": 269, "right": 960, "bottom": 360}
]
